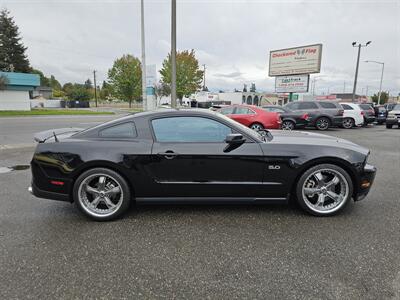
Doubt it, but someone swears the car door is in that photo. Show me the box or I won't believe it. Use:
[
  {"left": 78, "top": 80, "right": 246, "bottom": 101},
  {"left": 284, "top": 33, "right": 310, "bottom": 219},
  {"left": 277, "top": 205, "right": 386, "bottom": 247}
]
[
  {"left": 229, "top": 107, "right": 257, "bottom": 127},
  {"left": 147, "top": 115, "right": 265, "bottom": 198}
]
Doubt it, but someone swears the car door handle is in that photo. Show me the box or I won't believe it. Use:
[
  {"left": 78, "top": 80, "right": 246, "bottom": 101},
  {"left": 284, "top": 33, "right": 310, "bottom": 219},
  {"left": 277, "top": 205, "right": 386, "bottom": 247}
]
[{"left": 157, "top": 151, "right": 179, "bottom": 159}]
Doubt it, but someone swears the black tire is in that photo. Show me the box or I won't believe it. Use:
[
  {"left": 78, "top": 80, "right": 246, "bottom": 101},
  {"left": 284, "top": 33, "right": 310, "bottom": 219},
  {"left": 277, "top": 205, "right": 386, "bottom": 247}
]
[
  {"left": 250, "top": 123, "right": 264, "bottom": 131},
  {"left": 386, "top": 124, "right": 393, "bottom": 129},
  {"left": 342, "top": 117, "right": 355, "bottom": 129},
  {"left": 73, "top": 168, "right": 131, "bottom": 221},
  {"left": 281, "top": 120, "right": 295, "bottom": 130},
  {"left": 315, "top": 117, "right": 330, "bottom": 131},
  {"left": 295, "top": 164, "right": 353, "bottom": 217}
]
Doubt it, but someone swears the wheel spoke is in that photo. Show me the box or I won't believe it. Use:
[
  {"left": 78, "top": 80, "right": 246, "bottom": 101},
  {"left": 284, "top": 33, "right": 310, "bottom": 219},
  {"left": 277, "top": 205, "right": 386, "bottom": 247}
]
[
  {"left": 327, "top": 191, "right": 342, "bottom": 203},
  {"left": 304, "top": 188, "right": 319, "bottom": 196},
  {"left": 325, "top": 176, "right": 339, "bottom": 188},
  {"left": 315, "top": 194, "right": 325, "bottom": 207},
  {"left": 85, "top": 185, "right": 99, "bottom": 195},
  {"left": 105, "top": 186, "right": 121, "bottom": 196},
  {"left": 91, "top": 196, "right": 101, "bottom": 208},
  {"left": 103, "top": 196, "right": 116, "bottom": 209}
]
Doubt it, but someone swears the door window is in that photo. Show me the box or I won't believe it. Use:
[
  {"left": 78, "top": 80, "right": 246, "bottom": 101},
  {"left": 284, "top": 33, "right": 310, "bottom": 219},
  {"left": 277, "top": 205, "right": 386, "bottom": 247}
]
[
  {"left": 341, "top": 104, "right": 353, "bottom": 110},
  {"left": 319, "top": 102, "right": 337, "bottom": 109},
  {"left": 298, "top": 102, "right": 319, "bottom": 110},
  {"left": 152, "top": 117, "right": 232, "bottom": 143}
]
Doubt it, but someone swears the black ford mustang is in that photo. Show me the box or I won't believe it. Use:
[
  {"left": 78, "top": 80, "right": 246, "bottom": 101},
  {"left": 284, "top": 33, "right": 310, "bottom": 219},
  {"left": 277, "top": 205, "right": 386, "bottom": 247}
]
[{"left": 29, "top": 109, "right": 376, "bottom": 221}]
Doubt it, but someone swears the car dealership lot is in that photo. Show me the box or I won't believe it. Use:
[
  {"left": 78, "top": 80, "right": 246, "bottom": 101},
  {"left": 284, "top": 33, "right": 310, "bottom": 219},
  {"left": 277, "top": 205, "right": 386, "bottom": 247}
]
[{"left": 0, "top": 125, "right": 399, "bottom": 299}]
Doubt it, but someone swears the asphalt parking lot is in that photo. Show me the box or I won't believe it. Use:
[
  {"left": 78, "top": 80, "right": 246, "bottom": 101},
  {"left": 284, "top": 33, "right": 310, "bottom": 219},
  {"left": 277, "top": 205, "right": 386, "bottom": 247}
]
[{"left": 1, "top": 122, "right": 400, "bottom": 299}]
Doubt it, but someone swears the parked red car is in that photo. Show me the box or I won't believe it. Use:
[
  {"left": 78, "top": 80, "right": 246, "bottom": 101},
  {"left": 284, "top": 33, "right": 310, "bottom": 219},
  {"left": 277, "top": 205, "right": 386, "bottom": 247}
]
[{"left": 218, "top": 104, "right": 281, "bottom": 130}]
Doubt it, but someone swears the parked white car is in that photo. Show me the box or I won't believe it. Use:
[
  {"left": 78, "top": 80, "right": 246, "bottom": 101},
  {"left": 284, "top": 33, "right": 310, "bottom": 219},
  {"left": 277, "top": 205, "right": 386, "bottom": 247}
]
[{"left": 339, "top": 102, "right": 364, "bottom": 128}]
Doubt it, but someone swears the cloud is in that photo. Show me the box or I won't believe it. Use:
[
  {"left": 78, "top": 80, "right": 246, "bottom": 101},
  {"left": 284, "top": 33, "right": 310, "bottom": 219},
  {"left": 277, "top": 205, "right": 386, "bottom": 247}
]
[{"left": 2, "top": 0, "right": 399, "bottom": 95}]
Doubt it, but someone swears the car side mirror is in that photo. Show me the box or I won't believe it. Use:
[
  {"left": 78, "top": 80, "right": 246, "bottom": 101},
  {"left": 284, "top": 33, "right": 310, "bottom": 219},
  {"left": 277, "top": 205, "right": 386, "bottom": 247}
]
[{"left": 225, "top": 133, "right": 245, "bottom": 144}]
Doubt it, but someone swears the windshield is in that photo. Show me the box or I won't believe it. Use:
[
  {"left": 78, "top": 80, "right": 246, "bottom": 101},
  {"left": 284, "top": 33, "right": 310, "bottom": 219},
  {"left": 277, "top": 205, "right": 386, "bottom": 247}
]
[
  {"left": 215, "top": 112, "right": 266, "bottom": 142},
  {"left": 392, "top": 104, "right": 400, "bottom": 111}
]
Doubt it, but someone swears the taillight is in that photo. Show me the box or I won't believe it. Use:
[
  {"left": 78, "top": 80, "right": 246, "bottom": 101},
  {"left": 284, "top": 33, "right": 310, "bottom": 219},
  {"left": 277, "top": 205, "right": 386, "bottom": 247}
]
[
  {"left": 361, "top": 111, "right": 365, "bottom": 116},
  {"left": 301, "top": 113, "right": 309, "bottom": 120}
]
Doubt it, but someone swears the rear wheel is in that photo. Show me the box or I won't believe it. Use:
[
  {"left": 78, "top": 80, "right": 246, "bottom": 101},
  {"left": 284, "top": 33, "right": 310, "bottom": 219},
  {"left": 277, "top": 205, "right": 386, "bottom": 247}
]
[
  {"left": 250, "top": 123, "right": 264, "bottom": 131},
  {"left": 342, "top": 117, "right": 355, "bottom": 129},
  {"left": 281, "top": 120, "right": 295, "bottom": 130},
  {"left": 73, "top": 168, "right": 131, "bottom": 221},
  {"left": 315, "top": 117, "right": 330, "bottom": 131},
  {"left": 296, "top": 164, "right": 353, "bottom": 216}
]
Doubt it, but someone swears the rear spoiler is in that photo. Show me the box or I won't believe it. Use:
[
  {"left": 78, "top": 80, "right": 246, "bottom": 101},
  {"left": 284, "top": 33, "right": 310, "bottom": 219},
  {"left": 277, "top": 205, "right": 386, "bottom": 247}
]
[{"left": 34, "top": 128, "right": 84, "bottom": 143}]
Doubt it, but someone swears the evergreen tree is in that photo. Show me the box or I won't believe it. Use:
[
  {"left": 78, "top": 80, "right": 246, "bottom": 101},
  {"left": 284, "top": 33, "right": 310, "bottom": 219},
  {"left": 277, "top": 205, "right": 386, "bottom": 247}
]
[{"left": 0, "top": 9, "right": 31, "bottom": 72}]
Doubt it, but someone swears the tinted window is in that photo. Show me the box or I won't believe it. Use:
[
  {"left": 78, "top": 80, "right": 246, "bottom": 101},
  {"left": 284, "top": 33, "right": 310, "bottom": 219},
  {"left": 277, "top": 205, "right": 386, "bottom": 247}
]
[
  {"left": 378, "top": 107, "right": 386, "bottom": 112},
  {"left": 152, "top": 117, "right": 231, "bottom": 142},
  {"left": 393, "top": 104, "right": 400, "bottom": 110},
  {"left": 285, "top": 102, "right": 300, "bottom": 110},
  {"left": 341, "top": 104, "right": 353, "bottom": 110},
  {"left": 235, "top": 107, "right": 254, "bottom": 114},
  {"left": 298, "top": 102, "right": 319, "bottom": 109},
  {"left": 99, "top": 123, "right": 137, "bottom": 138},
  {"left": 263, "top": 107, "right": 286, "bottom": 113},
  {"left": 359, "top": 104, "right": 373, "bottom": 110},
  {"left": 319, "top": 102, "right": 337, "bottom": 109},
  {"left": 219, "top": 106, "right": 235, "bottom": 115}
]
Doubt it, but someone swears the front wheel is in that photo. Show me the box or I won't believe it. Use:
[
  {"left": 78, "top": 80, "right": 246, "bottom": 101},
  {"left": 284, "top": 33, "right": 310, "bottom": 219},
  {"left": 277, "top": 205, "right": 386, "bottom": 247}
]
[
  {"left": 73, "top": 168, "right": 131, "bottom": 221},
  {"left": 281, "top": 120, "right": 295, "bottom": 130},
  {"left": 296, "top": 164, "right": 353, "bottom": 216},
  {"left": 315, "top": 117, "right": 330, "bottom": 131},
  {"left": 250, "top": 123, "right": 264, "bottom": 131},
  {"left": 342, "top": 117, "right": 355, "bottom": 129}
]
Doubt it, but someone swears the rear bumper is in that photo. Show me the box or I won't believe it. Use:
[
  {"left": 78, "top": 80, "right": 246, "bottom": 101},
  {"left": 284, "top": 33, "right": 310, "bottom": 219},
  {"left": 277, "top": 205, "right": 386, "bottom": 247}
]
[
  {"left": 331, "top": 116, "right": 344, "bottom": 127},
  {"left": 29, "top": 182, "right": 71, "bottom": 202},
  {"left": 354, "top": 164, "right": 376, "bottom": 201}
]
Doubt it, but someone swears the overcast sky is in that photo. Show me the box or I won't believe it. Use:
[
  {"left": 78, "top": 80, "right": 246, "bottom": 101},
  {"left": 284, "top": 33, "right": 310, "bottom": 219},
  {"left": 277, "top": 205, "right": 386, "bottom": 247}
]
[{"left": 1, "top": 0, "right": 399, "bottom": 96}]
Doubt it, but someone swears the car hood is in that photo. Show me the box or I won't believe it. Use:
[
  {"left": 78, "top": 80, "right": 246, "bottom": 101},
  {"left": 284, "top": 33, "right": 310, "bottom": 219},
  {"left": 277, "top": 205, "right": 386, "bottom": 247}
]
[
  {"left": 268, "top": 130, "right": 370, "bottom": 155},
  {"left": 388, "top": 110, "right": 400, "bottom": 114}
]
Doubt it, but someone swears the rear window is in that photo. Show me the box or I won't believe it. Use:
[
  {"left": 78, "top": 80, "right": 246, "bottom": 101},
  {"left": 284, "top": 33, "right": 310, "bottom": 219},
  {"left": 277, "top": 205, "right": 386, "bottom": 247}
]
[
  {"left": 219, "top": 106, "right": 235, "bottom": 115},
  {"left": 99, "top": 122, "right": 137, "bottom": 138},
  {"left": 319, "top": 102, "right": 338, "bottom": 109},
  {"left": 341, "top": 104, "right": 353, "bottom": 110},
  {"left": 234, "top": 107, "right": 255, "bottom": 114},
  {"left": 359, "top": 104, "right": 373, "bottom": 110},
  {"left": 378, "top": 107, "right": 386, "bottom": 112}
]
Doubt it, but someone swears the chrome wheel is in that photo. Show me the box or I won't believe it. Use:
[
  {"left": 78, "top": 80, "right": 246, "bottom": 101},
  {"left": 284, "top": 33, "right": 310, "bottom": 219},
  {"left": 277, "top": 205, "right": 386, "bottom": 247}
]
[
  {"left": 342, "top": 118, "right": 354, "bottom": 129},
  {"left": 282, "top": 120, "right": 295, "bottom": 130},
  {"left": 77, "top": 173, "right": 123, "bottom": 218},
  {"left": 316, "top": 118, "right": 329, "bottom": 130},
  {"left": 250, "top": 123, "right": 264, "bottom": 131},
  {"left": 301, "top": 168, "right": 349, "bottom": 214}
]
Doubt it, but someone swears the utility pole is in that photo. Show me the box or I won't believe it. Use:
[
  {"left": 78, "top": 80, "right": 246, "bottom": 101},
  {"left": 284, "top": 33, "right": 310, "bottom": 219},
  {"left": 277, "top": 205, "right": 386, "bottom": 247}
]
[
  {"left": 202, "top": 64, "right": 206, "bottom": 90},
  {"left": 93, "top": 70, "right": 98, "bottom": 107},
  {"left": 351, "top": 41, "right": 371, "bottom": 102},
  {"left": 171, "top": 0, "right": 177, "bottom": 108},
  {"left": 141, "top": 0, "right": 147, "bottom": 110}
]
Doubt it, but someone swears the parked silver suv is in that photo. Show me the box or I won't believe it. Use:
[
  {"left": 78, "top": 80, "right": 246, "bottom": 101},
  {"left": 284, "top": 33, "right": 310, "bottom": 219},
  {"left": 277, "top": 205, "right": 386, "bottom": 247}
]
[{"left": 386, "top": 104, "right": 400, "bottom": 129}]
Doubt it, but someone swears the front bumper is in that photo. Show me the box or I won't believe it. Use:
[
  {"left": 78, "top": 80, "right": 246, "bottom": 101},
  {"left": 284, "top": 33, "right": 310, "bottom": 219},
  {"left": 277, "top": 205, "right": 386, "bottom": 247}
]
[
  {"left": 354, "top": 164, "right": 377, "bottom": 201},
  {"left": 386, "top": 117, "right": 400, "bottom": 125}
]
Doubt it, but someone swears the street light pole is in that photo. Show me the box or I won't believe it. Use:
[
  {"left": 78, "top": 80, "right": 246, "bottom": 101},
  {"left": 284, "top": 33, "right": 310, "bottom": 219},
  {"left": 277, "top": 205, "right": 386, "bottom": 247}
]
[
  {"left": 351, "top": 41, "right": 371, "bottom": 102},
  {"left": 171, "top": 0, "right": 177, "bottom": 108},
  {"left": 93, "top": 70, "right": 97, "bottom": 108},
  {"left": 141, "top": 0, "right": 147, "bottom": 110},
  {"left": 365, "top": 60, "right": 384, "bottom": 105}
]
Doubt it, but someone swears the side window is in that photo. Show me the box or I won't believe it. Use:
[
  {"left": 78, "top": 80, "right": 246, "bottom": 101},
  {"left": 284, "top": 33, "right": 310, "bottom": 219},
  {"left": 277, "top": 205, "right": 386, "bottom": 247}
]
[
  {"left": 341, "top": 104, "right": 353, "bottom": 110},
  {"left": 99, "top": 123, "right": 137, "bottom": 138},
  {"left": 298, "top": 102, "right": 318, "bottom": 110},
  {"left": 286, "top": 102, "right": 300, "bottom": 110},
  {"left": 234, "top": 107, "right": 253, "bottom": 114},
  {"left": 219, "top": 106, "right": 235, "bottom": 115},
  {"left": 152, "top": 117, "right": 232, "bottom": 143},
  {"left": 319, "top": 102, "right": 338, "bottom": 109}
]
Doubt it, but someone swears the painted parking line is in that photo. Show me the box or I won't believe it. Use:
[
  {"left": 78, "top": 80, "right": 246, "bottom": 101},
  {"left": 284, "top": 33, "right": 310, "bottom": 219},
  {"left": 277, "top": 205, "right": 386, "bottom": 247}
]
[{"left": 0, "top": 143, "right": 36, "bottom": 150}]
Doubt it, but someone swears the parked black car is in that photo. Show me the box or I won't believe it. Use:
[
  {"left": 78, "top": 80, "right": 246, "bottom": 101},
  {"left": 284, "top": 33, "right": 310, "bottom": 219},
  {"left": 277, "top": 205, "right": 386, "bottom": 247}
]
[
  {"left": 284, "top": 101, "right": 344, "bottom": 130},
  {"left": 358, "top": 104, "right": 376, "bottom": 125},
  {"left": 374, "top": 105, "right": 387, "bottom": 124},
  {"left": 30, "top": 109, "right": 376, "bottom": 221},
  {"left": 262, "top": 105, "right": 310, "bottom": 130}
]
